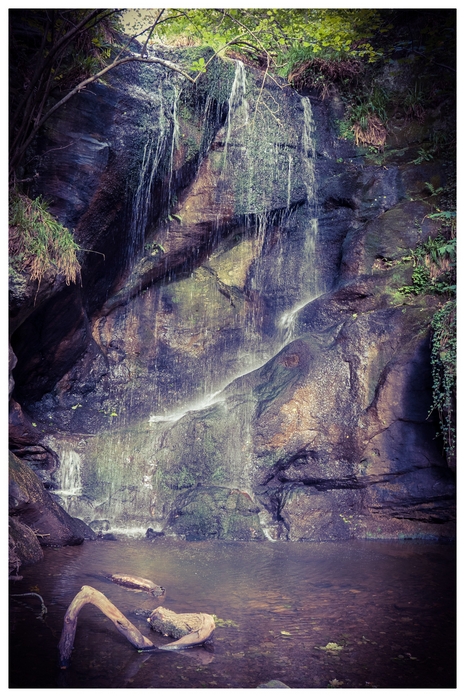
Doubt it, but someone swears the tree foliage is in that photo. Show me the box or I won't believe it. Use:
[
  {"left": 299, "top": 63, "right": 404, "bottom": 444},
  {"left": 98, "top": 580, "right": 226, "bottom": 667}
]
[
  {"left": 156, "top": 8, "right": 390, "bottom": 69},
  {"left": 10, "top": 8, "right": 455, "bottom": 180}
]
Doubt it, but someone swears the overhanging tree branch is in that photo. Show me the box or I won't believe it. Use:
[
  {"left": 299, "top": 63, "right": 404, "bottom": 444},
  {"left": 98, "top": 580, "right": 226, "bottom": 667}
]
[
  {"left": 9, "top": 47, "right": 196, "bottom": 178},
  {"left": 10, "top": 9, "right": 105, "bottom": 137},
  {"left": 216, "top": 9, "right": 276, "bottom": 67},
  {"left": 140, "top": 9, "right": 165, "bottom": 57}
]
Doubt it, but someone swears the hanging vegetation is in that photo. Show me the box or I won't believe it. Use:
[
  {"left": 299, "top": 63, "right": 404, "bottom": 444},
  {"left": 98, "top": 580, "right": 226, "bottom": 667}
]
[
  {"left": 399, "top": 219, "right": 456, "bottom": 464},
  {"left": 9, "top": 190, "right": 81, "bottom": 285},
  {"left": 430, "top": 300, "right": 456, "bottom": 462}
]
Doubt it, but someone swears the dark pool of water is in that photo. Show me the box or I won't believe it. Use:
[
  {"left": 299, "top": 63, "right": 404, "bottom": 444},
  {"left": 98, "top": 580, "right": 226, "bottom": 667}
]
[{"left": 9, "top": 537, "right": 455, "bottom": 689}]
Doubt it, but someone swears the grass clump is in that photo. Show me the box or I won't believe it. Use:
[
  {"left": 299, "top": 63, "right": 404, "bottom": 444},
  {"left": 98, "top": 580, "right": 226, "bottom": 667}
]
[{"left": 9, "top": 190, "right": 81, "bottom": 285}]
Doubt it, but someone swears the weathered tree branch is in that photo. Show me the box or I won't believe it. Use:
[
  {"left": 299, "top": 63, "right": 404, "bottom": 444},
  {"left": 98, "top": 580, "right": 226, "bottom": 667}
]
[
  {"left": 58, "top": 585, "right": 156, "bottom": 668},
  {"left": 141, "top": 9, "right": 165, "bottom": 57},
  {"left": 58, "top": 584, "right": 216, "bottom": 667}
]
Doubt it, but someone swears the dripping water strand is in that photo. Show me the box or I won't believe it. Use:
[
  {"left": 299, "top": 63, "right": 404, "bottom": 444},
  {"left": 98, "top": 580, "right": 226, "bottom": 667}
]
[
  {"left": 301, "top": 95, "right": 316, "bottom": 205},
  {"left": 277, "top": 98, "right": 321, "bottom": 344},
  {"left": 167, "top": 87, "right": 180, "bottom": 211},
  {"left": 287, "top": 153, "right": 293, "bottom": 209},
  {"left": 221, "top": 60, "right": 249, "bottom": 172},
  {"left": 126, "top": 85, "right": 179, "bottom": 266}
]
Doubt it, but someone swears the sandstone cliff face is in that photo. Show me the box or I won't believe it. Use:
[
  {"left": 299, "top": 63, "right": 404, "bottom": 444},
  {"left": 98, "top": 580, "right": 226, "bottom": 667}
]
[{"left": 9, "top": 47, "right": 455, "bottom": 551}]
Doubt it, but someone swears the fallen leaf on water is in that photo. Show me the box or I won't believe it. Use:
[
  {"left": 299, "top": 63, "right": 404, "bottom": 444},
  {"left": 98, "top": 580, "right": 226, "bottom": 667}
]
[
  {"left": 328, "top": 678, "right": 344, "bottom": 688},
  {"left": 405, "top": 653, "right": 419, "bottom": 660},
  {"left": 316, "top": 642, "right": 344, "bottom": 652},
  {"left": 280, "top": 630, "right": 291, "bottom": 636}
]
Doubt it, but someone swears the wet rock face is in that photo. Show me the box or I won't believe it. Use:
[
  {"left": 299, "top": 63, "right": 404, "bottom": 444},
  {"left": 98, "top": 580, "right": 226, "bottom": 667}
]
[
  {"left": 251, "top": 304, "right": 455, "bottom": 541},
  {"left": 8, "top": 451, "right": 96, "bottom": 569},
  {"left": 9, "top": 48, "right": 455, "bottom": 544}
]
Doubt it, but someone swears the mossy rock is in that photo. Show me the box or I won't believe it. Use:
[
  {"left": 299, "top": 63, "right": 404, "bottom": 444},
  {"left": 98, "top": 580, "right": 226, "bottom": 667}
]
[{"left": 167, "top": 486, "right": 264, "bottom": 540}]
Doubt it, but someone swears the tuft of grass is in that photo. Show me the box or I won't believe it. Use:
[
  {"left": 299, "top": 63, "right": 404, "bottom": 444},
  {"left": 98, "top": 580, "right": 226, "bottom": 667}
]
[
  {"left": 348, "top": 97, "right": 387, "bottom": 150},
  {"left": 287, "top": 56, "right": 364, "bottom": 95},
  {"left": 9, "top": 190, "right": 81, "bottom": 285},
  {"left": 351, "top": 112, "right": 386, "bottom": 150}
]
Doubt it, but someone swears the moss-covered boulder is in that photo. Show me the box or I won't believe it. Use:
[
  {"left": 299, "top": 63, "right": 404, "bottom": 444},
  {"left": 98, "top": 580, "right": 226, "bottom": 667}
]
[{"left": 166, "top": 486, "right": 265, "bottom": 541}]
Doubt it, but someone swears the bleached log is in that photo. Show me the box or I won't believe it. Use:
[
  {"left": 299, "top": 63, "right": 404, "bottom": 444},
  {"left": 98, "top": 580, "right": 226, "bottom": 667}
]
[
  {"left": 58, "top": 585, "right": 155, "bottom": 668},
  {"left": 148, "top": 606, "right": 215, "bottom": 650},
  {"left": 108, "top": 573, "right": 165, "bottom": 596}
]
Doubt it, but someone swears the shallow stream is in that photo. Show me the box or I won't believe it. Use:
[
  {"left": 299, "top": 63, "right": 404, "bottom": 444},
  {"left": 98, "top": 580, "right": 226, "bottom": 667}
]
[{"left": 9, "top": 537, "right": 455, "bottom": 689}]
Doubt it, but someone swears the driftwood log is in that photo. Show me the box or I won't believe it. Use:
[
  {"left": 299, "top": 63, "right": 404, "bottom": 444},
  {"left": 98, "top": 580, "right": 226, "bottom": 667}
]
[
  {"left": 58, "top": 585, "right": 156, "bottom": 668},
  {"left": 58, "top": 585, "right": 216, "bottom": 667},
  {"left": 107, "top": 573, "right": 165, "bottom": 596},
  {"left": 148, "top": 606, "right": 215, "bottom": 650}
]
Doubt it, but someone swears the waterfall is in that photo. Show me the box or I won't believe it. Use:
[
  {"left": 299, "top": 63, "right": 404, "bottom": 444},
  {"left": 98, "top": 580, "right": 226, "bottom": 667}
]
[
  {"left": 51, "top": 67, "right": 327, "bottom": 537},
  {"left": 277, "top": 97, "right": 321, "bottom": 343},
  {"left": 287, "top": 153, "right": 293, "bottom": 209},
  {"left": 148, "top": 389, "right": 224, "bottom": 424},
  {"left": 142, "top": 86, "right": 324, "bottom": 421},
  {"left": 53, "top": 449, "right": 82, "bottom": 500},
  {"left": 301, "top": 96, "right": 317, "bottom": 203},
  {"left": 167, "top": 86, "right": 180, "bottom": 210}
]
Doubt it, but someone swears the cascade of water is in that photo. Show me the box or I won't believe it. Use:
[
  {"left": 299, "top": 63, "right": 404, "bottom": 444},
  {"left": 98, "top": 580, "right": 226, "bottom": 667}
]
[
  {"left": 276, "top": 97, "right": 322, "bottom": 343},
  {"left": 148, "top": 389, "right": 224, "bottom": 424},
  {"left": 63, "top": 78, "right": 328, "bottom": 536},
  {"left": 286, "top": 153, "right": 293, "bottom": 209},
  {"left": 301, "top": 96, "right": 317, "bottom": 203},
  {"left": 54, "top": 449, "right": 82, "bottom": 500},
  {"left": 143, "top": 94, "right": 323, "bottom": 424},
  {"left": 166, "top": 86, "right": 180, "bottom": 210}
]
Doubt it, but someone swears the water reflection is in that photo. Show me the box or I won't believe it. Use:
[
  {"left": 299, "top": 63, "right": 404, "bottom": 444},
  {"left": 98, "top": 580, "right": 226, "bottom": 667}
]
[{"left": 9, "top": 538, "right": 455, "bottom": 689}]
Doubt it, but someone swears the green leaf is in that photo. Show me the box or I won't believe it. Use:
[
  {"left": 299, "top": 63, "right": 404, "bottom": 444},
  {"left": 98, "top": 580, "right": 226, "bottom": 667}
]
[{"left": 190, "top": 57, "right": 206, "bottom": 73}]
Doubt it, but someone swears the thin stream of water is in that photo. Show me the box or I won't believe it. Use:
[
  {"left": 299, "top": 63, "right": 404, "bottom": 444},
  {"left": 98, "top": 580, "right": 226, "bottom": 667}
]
[{"left": 9, "top": 538, "right": 455, "bottom": 689}]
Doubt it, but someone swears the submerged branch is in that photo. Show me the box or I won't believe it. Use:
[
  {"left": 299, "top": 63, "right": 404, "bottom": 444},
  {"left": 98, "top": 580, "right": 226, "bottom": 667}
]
[{"left": 11, "top": 592, "right": 47, "bottom": 618}]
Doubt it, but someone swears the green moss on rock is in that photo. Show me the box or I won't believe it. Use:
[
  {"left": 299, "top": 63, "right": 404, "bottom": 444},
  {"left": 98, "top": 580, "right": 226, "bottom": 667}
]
[{"left": 167, "top": 486, "right": 265, "bottom": 540}]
